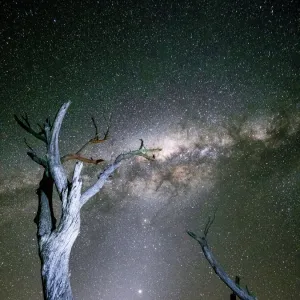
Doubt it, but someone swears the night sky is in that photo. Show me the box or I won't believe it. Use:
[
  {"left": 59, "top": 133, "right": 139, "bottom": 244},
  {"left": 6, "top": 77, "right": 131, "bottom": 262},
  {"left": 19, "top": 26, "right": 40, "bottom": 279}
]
[{"left": 1, "top": 0, "right": 300, "bottom": 299}]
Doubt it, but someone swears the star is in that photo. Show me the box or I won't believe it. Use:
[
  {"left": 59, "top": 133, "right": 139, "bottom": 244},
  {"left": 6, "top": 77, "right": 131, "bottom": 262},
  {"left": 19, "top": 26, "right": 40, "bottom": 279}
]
[{"left": 1, "top": 1, "right": 299, "bottom": 300}]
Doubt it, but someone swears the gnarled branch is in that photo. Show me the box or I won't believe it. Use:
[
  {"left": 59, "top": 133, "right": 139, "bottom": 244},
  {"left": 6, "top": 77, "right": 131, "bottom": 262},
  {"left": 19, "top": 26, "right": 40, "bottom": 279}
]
[
  {"left": 27, "top": 152, "right": 47, "bottom": 168},
  {"left": 90, "top": 114, "right": 111, "bottom": 143},
  {"left": 24, "top": 138, "right": 47, "bottom": 168},
  {"left": 80, "top": 139, "right": 162, "bottom": 207},
  {"left": 14, "top": 114, "right": 47, "bottom": 143},
  {"left": 61, "top": 115, "right": 111, "bottom": 164},
  {"left": 61, "top": 154, "right": 105, "bottom": 165},
  {"left": 15, "top": 108, "right": 110, "bottom": 167},
  {"left": 187, "top": 218, "right": 257, "bottom": 300}
]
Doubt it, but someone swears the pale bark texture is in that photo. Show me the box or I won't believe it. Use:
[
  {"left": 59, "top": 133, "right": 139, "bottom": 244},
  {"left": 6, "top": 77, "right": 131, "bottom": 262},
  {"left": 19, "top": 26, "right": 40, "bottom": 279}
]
[
  {"left": 187, "top": 217, "right": 257, "bottom": 300},
  {"left": 15, "top": 102, "right": 161, "bottom": 300}
]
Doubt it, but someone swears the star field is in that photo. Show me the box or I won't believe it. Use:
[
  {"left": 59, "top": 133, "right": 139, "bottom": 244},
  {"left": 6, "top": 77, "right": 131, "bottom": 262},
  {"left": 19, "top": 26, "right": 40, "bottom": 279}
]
[{"left": 0, "top": 1, "right": 300, "bottom": 299}]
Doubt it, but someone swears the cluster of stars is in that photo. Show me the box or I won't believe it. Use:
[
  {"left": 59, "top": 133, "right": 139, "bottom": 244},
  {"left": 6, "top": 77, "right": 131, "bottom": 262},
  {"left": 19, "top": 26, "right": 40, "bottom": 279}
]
[{"left": 0, "top": 1, "right": 300, "bottom": 299}]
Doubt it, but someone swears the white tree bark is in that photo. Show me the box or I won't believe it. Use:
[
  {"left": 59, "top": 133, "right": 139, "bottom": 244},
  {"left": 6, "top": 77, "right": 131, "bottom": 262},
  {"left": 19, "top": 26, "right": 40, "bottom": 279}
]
[
  {"left": 187, "top": 231, "right": 257, "bottom": 300},
  {"left": 16, "top": 102, "right": 161, "bottom": 300}
]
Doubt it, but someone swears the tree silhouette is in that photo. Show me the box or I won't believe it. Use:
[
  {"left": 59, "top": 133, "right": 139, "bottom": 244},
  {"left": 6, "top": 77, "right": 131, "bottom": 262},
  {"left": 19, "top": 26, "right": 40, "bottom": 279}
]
[{"left": 15, "top": 102, "right": 161, "bottom": 300}]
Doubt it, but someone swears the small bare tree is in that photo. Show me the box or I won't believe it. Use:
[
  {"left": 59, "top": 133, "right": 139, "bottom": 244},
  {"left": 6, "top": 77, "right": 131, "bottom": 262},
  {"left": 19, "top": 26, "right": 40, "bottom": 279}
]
[
  {"left": 187, "top": 215, "right": 257, "bottom": 300},
  {"left": 15, "top": 102, "right": 161, "bottom": 300}
]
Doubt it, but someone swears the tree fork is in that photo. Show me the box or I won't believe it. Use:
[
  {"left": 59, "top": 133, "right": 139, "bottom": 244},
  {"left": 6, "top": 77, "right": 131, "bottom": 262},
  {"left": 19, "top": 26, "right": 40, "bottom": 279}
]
[
  {"left": 16, "top": 102, "right": 161, "bottom": 299},
  {"left": 187, "top": 216, "right": 257, "bottom": 300}
]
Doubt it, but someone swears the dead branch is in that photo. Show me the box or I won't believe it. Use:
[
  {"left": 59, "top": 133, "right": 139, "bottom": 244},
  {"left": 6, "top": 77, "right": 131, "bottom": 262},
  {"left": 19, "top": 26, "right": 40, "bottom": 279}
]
[
  {"left": 23, "top": 138, "right": 47, "bottom": 168},
  {"left": 187, "top": 217, "right": 257, "bottom": 300},
  {"left": 90, "top": 115, "right": 111, "bottom": 143},
  {"left": 80, "top": 139, "right": 162, "bottom": 207},
  {"left": 24, "top": 138, "right": 34, "bottom": 152},
  {"left": 15, "top": 109, "right": 111, "bottom": 166},
  {"left": 204, "top": 210, "right": 216, "bottom": 238},
  {"left": 27, "top": 152, "right": 47, "bottom": 168},
  {"left": 61, "top": 115, "right": 111, "bottom": 164},
  {"left": 47, "top": 102, "right": 69, "bottom": 195},
  {"left": 14, "top": 114, "right": 47, "bottom": 143},
  {"left": 61, "top": 154, "right": 104, "bottom": 165}
]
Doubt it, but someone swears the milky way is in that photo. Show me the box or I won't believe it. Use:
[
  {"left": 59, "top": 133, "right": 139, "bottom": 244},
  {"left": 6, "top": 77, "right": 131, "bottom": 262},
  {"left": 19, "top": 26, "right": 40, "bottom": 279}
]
[{"left": 1, "top": 1, "right": 300, "bottom": 299}]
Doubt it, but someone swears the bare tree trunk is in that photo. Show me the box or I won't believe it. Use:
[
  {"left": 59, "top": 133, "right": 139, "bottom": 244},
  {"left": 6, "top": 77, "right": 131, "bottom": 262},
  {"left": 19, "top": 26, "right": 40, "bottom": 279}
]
[
  {"left": 15, "top": 101, "right": 161, "bottom": 299},
  {"left": 38, "top": 196, "right": 81, "bottom": 299},
  {"left": 40, "top": 242, "right": 74, "bottom": 300},
  {"left": 38, "top": 173, "right": 81, "bottom": 300}
]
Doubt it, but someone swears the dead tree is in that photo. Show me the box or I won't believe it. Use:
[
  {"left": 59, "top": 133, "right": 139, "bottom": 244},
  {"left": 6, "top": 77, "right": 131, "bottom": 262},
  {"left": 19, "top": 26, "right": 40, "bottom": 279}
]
[
  {"left": 187, "top": 215, "right": 257, "bottom": 300},
  {"left": 15, "top": 102, "right": 161, "bottom": 300}
]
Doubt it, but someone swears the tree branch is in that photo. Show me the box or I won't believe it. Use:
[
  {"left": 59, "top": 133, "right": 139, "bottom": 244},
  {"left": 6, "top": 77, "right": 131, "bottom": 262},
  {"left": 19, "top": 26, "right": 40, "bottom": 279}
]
[
  {"left": 27, "top": 151, "right": 48, "bottom": 168},
  {"left": 80, "top": 140, "right": 162, "bottom": 207},
  {"left": 61, "top": 161, "right": 83, "bottom": 212},
  {"left": 14, "top": 114, "right": 47, "bottom": 143},
  {"left": 24, "top": 138, "right": 48, "bottom": 168},
  {"left": 90, "top": 113, "right": 111, "bottom": 143},
  {"left": 204, "top": 210, "right": 216, "bottom": 238},
  {"left": 61, "top": 154, "right": 105, "bottom": 164},
  {"left": 47, "top": 102, "right": 70, "bottom": 195},
  {"left": 115, "top": 139, "right": 162, "bottom": 163},
  {"left": 187, "top": 224, "right": 257, "bottom": 300},
  {"left": 80, "top": 115, "right": 110, "bottom": 148},
  {"left": 60, "top": 115, "right": 110, "bottom": 165}
]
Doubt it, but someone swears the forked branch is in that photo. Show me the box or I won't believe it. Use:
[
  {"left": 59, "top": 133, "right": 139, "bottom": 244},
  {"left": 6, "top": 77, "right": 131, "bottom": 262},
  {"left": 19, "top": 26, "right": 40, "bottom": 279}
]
[
  {"left": 14, "top": 114, "right": 47, "bottom": 143},
  {"left": 61, "top": 115, "right": 111, "bottom": 164},
  {"left": 90, "top": 114, "right": 111, "bottom": 143},
  {"left": 204, "top": 210, "right": 216, "bottom": 238},
  {"left": 187, "top": 217, "right": 257, "bottom": 300},
  {"left": 80, "top": 139, "right": 162, "bottom": 207},
  {"left": 16, "top": 102, "right": 162, "bottom": 210},
  {"left": 15, "top": 108, "right": 110, "bottom": 167},
  {"left": 24, "top": 138, "right": 47, "bottom": 168}
]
